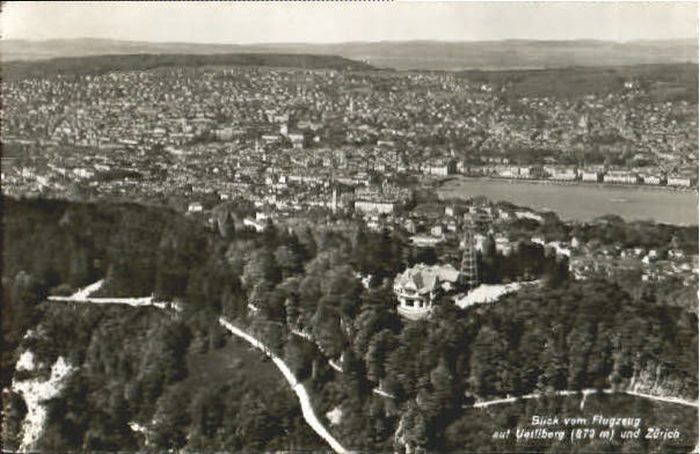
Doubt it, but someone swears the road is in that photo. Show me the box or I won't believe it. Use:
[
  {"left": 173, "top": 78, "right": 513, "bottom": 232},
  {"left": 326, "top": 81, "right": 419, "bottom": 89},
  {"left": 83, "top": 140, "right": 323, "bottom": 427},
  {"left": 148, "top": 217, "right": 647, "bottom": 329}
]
[
  {"left": 47, "top": 282, "right": 697, "bottom": 451},
  {"left": 218, "top": 318, "right": 348, "bottom": 454},
  {"left": 46, "top": 284, "right": 348, "bottom": 454}
]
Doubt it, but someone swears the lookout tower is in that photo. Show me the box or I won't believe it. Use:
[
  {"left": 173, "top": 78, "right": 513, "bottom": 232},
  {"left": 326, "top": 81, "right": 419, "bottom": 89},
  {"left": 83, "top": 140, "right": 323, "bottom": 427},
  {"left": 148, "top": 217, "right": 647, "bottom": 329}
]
[{"left": 460, "top": 220, "right": 479, "bottom": 289}]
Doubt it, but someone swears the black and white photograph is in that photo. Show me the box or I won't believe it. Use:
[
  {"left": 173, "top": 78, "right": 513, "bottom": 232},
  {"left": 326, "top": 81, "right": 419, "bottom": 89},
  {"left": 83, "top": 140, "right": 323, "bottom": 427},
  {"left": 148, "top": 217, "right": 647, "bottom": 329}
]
[{"left": 1, "top": 1, "right": 698, "bottom": 453}]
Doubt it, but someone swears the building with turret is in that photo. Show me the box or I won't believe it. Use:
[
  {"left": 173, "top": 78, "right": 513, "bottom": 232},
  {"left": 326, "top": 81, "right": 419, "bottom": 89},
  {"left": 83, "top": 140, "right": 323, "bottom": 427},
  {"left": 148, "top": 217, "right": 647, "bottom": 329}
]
[
  {"left": 394, "top": 222, "right": 480, "bottom": 320},
  {"left": 393, "top": 263, "right": 461, "bottom": 320}
]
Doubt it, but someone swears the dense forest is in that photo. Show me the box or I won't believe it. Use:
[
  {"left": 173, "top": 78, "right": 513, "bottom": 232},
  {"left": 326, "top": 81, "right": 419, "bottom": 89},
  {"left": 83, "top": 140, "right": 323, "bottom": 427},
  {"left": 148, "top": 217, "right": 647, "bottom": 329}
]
[
  {"left": 2, "top": 196, "right": 697, "bottom": 452},
  {"left": 3, "top": 303, "right": 322, "bottom": 452},
  {"left": 2, "top": 53, "right": 374, "bottom": 81}
]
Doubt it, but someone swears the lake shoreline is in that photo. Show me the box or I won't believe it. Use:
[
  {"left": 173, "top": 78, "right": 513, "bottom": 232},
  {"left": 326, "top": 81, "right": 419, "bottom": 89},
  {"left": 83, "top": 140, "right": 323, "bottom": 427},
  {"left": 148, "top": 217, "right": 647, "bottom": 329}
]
[
  {"left": 439, "top": 175, "right": 698, "bottom": 194},
  {"left": 437, "top": 176, "right": 698, "bottom": 226}
]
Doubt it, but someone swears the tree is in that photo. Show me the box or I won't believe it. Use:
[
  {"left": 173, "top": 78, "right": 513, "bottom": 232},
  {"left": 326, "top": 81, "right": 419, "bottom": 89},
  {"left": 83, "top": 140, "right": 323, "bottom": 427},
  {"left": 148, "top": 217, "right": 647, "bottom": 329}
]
[
  {"left": 235, "top": 393, "right": 276, "bottom": 449},
  {"left": 188, "top": 388, "right": 224, "bottom": 443},
  {"left": 274, "top": 245, "right": 302, "bottom": 277},
  {"left": 386, "top": 322, "right": 430, "bottom": 398},
  {"left": 365, "top": 330, "right": 397, "bottom": 383},
  {"left": 284, "top": 333, "right": 317, "bottom": 380},
  {"left": 214, "top": 208, "right": 235, "bottom": 239},
  {"left": 566, "top": 323, "right": 594, "bottom": 390},
  {"left": 7, "top": 271, "right": 50, "bottom": 341},
  {"left": 429, "top": 358, "right": 459, "bottom": 412},
  {"left": 341, "top": 348, "right": 371, "bottom": 404},
  {"left": 469, "top": 326, "right": 508, "bottom": 396},
  {"left": 537, "top": 337, "right": 569, "bottom": 392},
  {"left": 396, "top": 402, "right": 429, "bottom": 454},
  {"left": 311, "top": 303, "right": 344, "bottom": 359},
  {"left": 242, "top": 249, "right": 281, "bottom": 288},
  {"left": 296, "top": 227, "right": 317, "bottom": 259},
  {"left": 150, "top": 385, "right": 191, "bottom": 450}
]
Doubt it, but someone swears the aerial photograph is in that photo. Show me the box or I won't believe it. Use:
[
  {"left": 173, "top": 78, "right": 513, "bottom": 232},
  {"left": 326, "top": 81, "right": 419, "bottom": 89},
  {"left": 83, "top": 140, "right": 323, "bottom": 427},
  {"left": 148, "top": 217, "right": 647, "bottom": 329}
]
[{"left": 1, "top": 1, "right": 698, "bottom": 453}]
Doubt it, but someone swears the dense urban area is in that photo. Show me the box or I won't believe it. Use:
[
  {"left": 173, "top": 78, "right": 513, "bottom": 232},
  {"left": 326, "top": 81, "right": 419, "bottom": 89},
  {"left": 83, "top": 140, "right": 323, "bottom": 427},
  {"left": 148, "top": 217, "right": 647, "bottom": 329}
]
[
  {"left": 3, "top": 62, "right": 699, "bottom": 204},
  {"left": 2, "top": 53, "right": 698, "bottom": 454}
]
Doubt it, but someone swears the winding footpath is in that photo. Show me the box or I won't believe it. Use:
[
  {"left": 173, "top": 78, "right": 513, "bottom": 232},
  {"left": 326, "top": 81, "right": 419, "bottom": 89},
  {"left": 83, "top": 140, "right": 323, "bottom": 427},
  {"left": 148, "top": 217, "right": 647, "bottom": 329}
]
[
  {"left": 218, "top": 318, "right": 347, "bottom": 453},
  {"left": 47, "top": 281, "right": 173, "bottom": 309},
  {"left": 290, "top": 330, "right": 395, "bottom": 399},
  {"left": 44, "top": 282, "right": 348, "bottom": 454}
]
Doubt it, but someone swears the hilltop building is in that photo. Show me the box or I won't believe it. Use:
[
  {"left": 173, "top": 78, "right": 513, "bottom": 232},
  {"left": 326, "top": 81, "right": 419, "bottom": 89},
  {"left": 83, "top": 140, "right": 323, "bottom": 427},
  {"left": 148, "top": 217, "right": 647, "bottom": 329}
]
[
  {"left": 393, "top": 263, "right": 461, "bottom": 320},
  {"left": 394, "top": 222, "right": 480, "bottom": 320}
]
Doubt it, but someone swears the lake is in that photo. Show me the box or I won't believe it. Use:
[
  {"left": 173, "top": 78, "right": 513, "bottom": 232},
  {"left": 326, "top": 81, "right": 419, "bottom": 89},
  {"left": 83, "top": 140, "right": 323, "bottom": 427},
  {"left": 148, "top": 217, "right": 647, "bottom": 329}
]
[{"left": 438, "top": 177, "right": 698, "bottom": 225}]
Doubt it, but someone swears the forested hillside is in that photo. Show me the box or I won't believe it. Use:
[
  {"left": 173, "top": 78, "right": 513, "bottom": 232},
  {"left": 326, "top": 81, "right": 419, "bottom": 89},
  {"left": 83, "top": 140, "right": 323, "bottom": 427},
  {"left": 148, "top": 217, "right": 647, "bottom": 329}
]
[
  {"left": 2, "top": 302, "right": 322, "bottom": 452},
  {"left": 2, "top": 196, "right": 697, "bottom": 452},
  {"left": 2, "top": 53, "right": 373, "bottom": 81},
  {"left": 3, "top": 38, "right": 695, "bottom": 70},
  {"left": 458, "top": 63, "right": 698, "bottom": 102}
]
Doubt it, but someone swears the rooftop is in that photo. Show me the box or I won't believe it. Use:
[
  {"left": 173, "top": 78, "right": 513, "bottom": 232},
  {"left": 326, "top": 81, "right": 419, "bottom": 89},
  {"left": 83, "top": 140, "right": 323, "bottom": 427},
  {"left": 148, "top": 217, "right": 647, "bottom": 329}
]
[{"left": 394, "top": 263, "right": 461, "bottom": 295}]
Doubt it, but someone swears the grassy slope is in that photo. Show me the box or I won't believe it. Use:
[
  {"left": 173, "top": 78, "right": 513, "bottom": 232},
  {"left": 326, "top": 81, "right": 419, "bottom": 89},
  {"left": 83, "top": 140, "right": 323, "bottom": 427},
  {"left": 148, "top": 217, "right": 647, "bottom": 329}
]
[{"left": 183, "top": 335, "right": 283, "bottom": 395}]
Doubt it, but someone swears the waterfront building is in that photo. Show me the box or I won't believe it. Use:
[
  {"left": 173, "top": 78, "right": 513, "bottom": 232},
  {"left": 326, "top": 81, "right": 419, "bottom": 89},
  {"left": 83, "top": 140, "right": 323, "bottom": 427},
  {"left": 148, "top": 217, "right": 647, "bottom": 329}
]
[
  {"left": 641, "top": 174, "right": 664, "bottom": 185},
  {"left": 581, "top": 170, "right": 602, "bottom": 183},
  {"left": 667, "top": 174, "right": 697, "bottom": 187},
  {"left": 547, "top": 167, "right": 577, "bottom": 181},
  {"left": 603, "top": 171, "right": 640, "bottom": 184},
  {"left": 423, "top": 159, "right": 457, "bottom": 176}
]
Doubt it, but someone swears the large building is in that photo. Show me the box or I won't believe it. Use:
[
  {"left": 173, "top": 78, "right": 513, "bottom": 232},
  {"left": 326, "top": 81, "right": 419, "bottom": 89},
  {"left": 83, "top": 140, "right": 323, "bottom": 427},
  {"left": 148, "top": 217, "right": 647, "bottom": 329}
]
[
  {"left": 394, "top": 223, "right": 480, "bottom": 320},
  {"left": 667, "top": 173, "right": 697, "bottom": 187},
  {"left": 603, "top": 171, "right": 639, "bottom": 184},
  {"left": 393, "top": 264, "right": 461, "bottom": 320},
  {"left": 422, "top": 159, "right": 457, "bottom": 176},
  {"left": 354, "top": 199, "right": 399, "bottom": 215},
  {"left": 544, "top": 166, "right": 577, "bottom": 181},
  {"left": 580, "top": 170, "right": 602, "bottom": 183},
  {"left": 353, "top": 184, "right": 412, "bottom": 215}
]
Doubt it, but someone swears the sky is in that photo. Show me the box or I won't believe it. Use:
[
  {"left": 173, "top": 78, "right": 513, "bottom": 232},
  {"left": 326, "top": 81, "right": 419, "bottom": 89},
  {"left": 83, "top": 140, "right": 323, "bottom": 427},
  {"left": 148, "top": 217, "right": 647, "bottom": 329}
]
[{"left": 2, "top": 1, "right": 697, "bottom": 44}]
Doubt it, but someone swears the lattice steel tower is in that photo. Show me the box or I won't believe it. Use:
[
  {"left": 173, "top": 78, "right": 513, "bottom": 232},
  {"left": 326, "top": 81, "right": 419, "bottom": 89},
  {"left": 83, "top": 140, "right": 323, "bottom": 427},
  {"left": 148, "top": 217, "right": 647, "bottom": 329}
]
[{"left": 460, "top": 220, "right": 479, "bottom": 289}]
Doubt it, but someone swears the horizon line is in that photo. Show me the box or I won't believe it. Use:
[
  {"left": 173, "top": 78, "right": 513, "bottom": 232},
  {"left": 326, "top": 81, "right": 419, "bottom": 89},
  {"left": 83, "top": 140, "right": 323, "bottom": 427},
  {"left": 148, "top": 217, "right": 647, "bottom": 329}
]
[{"left": 3, "top": 36, "right": 698, "bottom": 46}]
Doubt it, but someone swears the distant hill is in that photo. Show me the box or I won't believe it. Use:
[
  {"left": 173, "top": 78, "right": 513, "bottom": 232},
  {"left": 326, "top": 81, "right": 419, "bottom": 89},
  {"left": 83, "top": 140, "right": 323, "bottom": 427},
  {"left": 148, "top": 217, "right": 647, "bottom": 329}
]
[
  {"left": 1, "top": 53, "right": 374, "bottom": 80},
  {"left": 1, "top": 38, "right": 697, "bottom": 70},
  {"left": 459, "top": 63, "right": 699, "bottom": 102}
]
